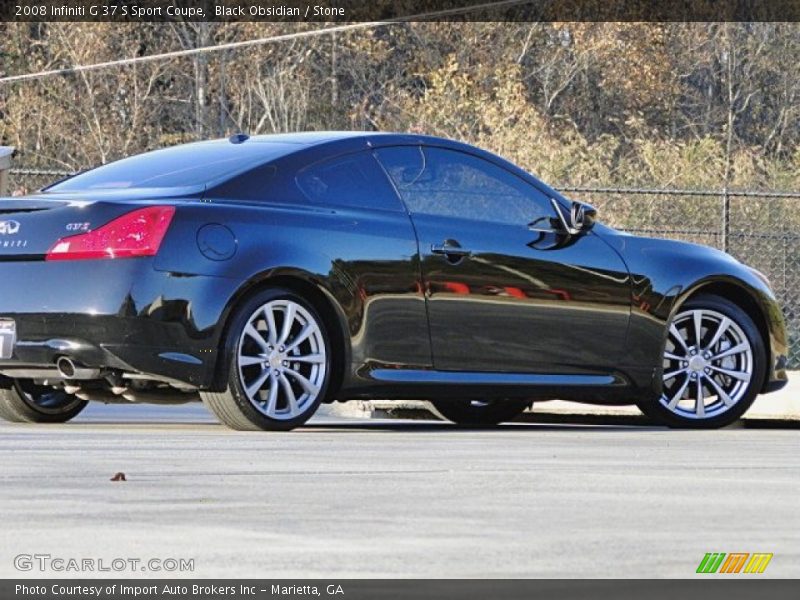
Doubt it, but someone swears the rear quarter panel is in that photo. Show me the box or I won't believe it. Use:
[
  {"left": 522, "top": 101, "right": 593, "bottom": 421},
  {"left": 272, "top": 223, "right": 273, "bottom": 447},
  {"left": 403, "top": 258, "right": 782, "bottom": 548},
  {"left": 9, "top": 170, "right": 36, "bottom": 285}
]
[{"left": 153, "top": 200, "right": 430, "bottom": 382}]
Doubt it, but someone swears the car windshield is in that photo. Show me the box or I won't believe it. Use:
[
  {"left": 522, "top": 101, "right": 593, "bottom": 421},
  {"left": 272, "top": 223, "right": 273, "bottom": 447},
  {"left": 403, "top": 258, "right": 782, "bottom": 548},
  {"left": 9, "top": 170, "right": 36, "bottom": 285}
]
[{"left": 46, "top": 141, "right": 297, "bottom": 191}]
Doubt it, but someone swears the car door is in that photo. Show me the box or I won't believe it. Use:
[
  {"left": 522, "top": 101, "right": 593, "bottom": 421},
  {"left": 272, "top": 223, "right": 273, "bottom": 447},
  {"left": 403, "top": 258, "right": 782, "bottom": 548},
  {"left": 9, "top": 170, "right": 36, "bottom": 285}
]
[
  {"left": 291, "top": 149, "right": 432, "bottom": 370},
  {"left": 374, "top": 145, "right": 631, "bottom": 375}
]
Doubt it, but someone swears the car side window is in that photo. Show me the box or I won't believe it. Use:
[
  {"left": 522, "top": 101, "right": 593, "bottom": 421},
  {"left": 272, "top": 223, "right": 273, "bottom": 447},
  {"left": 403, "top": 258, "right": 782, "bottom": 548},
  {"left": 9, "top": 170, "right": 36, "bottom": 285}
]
[
  {"left": 296, "top": 151, "right": 403, "bottom": 212},
  {"left": 374, "top": 146, "right": 552, "bottom": 226}
]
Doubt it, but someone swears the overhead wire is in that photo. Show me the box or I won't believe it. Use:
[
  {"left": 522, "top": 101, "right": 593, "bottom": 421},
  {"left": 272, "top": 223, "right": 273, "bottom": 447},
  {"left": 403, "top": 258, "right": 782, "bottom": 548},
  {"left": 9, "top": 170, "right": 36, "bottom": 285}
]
[{"left": 0, "top": 0, "right": 532, "bottom": 85}]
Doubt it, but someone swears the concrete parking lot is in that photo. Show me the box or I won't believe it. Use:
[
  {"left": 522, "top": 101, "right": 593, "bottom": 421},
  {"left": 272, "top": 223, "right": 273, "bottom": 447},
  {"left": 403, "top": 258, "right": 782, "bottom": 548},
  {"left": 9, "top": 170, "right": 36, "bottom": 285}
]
[{"left": 0, "top": 403, "right": 797, "bottom": 578}]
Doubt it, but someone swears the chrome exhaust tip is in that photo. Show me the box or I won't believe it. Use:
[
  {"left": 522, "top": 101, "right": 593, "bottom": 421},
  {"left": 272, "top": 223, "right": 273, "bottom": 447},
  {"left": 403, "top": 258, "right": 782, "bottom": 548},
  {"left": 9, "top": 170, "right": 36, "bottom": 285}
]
[
  {"left": 55, "top": 357, "right": 76, "bottom": 378},
  {"left": 56, "top": 357, "right": 101, "bottom": 380}
]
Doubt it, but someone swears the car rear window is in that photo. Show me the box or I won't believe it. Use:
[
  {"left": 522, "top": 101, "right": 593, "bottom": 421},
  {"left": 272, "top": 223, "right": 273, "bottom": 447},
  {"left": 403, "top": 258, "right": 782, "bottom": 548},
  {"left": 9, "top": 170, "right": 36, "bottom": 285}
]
[{"left": 46, "top": 141, "right": 298, "bottom": 192}]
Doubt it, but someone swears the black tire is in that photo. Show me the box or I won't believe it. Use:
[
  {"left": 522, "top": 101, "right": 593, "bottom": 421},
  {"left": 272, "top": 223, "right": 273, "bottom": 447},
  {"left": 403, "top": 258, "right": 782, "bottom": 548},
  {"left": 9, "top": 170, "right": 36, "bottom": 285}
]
[
  {"left": 0, "top": 380, "right": 88, "bottom": 424},
  {"left": 637, "top": 294, "right": 767, "bottom": 429},
  {"left": 429, "top": 399, "right": 531, "bottom": 426},
  {"left": 201, "top": 288, "right": 332, "bottom": 431}
]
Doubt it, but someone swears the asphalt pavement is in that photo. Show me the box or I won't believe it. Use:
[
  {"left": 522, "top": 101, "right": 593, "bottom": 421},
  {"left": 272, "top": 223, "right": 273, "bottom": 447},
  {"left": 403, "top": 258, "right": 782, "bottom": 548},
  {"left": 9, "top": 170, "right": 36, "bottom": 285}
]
[{"left": 0, "top": 402, "right": 797, "bottom": 578}]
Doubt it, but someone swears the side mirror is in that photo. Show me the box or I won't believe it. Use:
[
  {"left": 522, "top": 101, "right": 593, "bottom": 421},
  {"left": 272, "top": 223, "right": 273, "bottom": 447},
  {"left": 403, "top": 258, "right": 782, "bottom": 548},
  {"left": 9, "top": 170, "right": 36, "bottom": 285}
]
[
  {"left": 568, "top": 200, "right": 597, "bottom": 232},
  {"left": 551, "top": 198, "right": 596, "bottom": 235},
  {"left": 527, "top": 199, "right": 597, "bottom": 250}
]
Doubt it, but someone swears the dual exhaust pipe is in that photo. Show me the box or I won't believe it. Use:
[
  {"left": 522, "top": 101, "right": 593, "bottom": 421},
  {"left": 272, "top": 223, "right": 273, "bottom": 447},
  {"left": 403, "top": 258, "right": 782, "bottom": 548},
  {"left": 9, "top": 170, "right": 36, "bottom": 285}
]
[{"left": 51, "top": 357, "right": 199, "bottom": 404}]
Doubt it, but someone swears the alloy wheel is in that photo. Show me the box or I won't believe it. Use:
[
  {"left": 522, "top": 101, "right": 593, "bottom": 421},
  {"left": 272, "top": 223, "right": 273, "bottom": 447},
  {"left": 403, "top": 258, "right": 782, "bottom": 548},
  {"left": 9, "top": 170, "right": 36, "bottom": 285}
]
[
  {"left": 660, "top": 308, "right": 754, "bottom": 420},
  {"left": 237, "top": 299, "right": 327, "bottom": 421}
]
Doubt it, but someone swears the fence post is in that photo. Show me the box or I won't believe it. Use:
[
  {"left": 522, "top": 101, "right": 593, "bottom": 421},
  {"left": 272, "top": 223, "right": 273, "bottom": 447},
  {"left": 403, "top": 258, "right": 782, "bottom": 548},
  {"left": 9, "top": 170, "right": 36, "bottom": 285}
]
[
  {"left": 721, "top": 187, "right": 730, "bottom": 253},
  {"left": 0, "top": 146, "right": 15, "bottom": 196}
]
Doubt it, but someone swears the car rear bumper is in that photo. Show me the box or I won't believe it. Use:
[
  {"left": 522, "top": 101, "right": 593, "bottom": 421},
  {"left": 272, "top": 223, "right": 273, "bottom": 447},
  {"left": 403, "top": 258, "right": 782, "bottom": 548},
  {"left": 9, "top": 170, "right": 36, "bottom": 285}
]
[
  {"left": 1, "top": 334, "right": 212, "bottom": 388},
  {"left": 0, "top": 258, "right": 240, "bottom": 388}
]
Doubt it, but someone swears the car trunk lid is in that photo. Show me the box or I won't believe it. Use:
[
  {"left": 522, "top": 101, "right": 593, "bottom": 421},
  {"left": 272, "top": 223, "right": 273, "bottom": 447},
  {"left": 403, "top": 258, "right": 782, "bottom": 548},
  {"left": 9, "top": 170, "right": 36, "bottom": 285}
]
[{"left": 0, "top": 193, "right": 186, "bottom": 259}]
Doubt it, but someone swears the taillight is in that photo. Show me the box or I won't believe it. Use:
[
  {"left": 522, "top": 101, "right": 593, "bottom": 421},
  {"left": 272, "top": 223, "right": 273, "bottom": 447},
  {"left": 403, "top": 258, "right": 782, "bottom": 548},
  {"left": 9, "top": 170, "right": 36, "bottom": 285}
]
[{"left": 46, "top": 205, "right": 175, "bottom": 261}]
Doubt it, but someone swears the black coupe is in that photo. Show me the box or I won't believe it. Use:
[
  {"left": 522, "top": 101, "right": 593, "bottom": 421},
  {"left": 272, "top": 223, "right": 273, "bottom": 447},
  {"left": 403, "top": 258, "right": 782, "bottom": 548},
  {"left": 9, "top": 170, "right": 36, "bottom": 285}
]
[{"left": 0, "top": 132, "right": 788, "bottom": 430}]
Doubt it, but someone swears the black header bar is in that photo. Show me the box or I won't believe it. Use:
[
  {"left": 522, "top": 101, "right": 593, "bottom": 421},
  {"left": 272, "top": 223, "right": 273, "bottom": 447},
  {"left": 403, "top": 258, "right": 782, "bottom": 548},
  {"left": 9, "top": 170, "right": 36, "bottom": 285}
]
[
  {"left": 3, "top": 580, "right": 799, "bottom": 600},
  {"left": 4, "top": 0, "right": 800, "bottom": 23}
]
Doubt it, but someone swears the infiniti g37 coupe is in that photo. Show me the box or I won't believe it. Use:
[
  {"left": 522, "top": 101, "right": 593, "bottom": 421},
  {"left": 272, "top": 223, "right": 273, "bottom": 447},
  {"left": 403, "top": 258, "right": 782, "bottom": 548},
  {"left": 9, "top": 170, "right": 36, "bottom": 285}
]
[{"left": 0, "top": 132, "right": 788, "bottom": 430}]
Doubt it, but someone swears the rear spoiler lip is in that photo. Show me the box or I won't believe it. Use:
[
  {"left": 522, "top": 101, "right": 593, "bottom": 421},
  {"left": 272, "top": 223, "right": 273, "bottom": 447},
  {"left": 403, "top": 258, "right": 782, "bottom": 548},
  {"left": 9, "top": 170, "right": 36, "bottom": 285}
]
[
  {"left": 0, "top": 197, "right": 72, "bottom": 213},
  {"left": 40, "top": 183, "right": 205, "bottom": 200}
]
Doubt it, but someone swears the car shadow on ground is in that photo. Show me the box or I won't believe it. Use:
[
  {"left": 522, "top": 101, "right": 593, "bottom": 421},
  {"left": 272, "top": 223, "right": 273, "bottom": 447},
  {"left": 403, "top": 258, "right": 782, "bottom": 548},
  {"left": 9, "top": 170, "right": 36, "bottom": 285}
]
[
  {"left": 56, "top": 418, "right": 654, "bottom": 433},
  {"left": 38, "top": 401, "right": 800, "bottom": 431},
  {"left": 12, "top": 418, "right": 797, "bottom": 432},
  {"left": 299, "top": 420, "right": 664, "bottom": 433}
]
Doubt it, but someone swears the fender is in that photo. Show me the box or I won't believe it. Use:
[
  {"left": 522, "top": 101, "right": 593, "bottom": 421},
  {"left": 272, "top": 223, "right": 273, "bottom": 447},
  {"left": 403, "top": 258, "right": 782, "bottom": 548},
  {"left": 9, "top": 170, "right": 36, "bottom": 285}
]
[{"left": 599, "top": 228, "right": 787, "bottom": 394}]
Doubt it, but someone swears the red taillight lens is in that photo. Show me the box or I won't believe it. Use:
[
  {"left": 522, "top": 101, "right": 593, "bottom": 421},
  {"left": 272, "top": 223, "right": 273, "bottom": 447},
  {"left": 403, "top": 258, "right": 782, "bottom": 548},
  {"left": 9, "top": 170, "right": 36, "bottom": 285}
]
[{"left": 46, "top": 205, "right": 175, "bottom": 261}]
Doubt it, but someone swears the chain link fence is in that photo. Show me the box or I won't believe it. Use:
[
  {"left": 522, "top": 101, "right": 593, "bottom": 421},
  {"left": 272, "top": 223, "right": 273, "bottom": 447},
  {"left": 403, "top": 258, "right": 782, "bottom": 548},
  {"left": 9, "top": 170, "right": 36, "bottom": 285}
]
[{"left": 7, "top": 170, "right": 800, "bottom": 368}]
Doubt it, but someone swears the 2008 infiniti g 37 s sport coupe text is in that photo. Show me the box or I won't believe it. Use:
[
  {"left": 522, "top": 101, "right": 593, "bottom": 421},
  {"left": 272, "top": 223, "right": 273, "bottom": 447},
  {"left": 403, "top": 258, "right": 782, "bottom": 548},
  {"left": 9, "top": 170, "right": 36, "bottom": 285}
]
[{"left": 0, "top": 132, "right": 788, "bottom": 430}]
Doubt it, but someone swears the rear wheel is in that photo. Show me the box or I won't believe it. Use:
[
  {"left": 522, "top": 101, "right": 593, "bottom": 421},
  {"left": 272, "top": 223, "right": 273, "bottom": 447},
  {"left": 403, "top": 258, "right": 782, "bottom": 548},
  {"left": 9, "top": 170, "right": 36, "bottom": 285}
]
[
  {"left": 0, "top": 380, "right": 87, "bottom": 423},
  {"left": 202, "top": 288, "right": 331, "bottom": 431},
  {"left": 429, "top": 399, "right": 530, "bottom": 426},
  {"left": 637, "top": 294, "right": 766, "bottom": 429}
]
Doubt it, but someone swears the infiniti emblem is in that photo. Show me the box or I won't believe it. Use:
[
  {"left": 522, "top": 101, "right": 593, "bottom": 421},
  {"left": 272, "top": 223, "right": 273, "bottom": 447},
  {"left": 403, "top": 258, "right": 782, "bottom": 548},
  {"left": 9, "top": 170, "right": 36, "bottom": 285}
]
[{"left": 0, "top": 220, "right": 21, "bottom": 235}]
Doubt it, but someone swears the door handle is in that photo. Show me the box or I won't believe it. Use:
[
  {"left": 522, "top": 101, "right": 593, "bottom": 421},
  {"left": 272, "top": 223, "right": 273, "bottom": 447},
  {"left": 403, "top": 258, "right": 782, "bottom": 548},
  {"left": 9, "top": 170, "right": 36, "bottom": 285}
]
[{"left": 431, "top": 240, "right": 471, "bottom": 262}]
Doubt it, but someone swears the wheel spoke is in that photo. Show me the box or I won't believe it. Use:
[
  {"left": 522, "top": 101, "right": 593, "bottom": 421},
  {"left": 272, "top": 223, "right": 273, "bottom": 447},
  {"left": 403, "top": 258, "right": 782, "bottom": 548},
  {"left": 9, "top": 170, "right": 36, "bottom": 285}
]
[
  {"left": 285, "top": 324, "right": 314, "bottom": 353},
  {"left": 664, "top": 351, "right": 685, "bottom": 362},
  {"left": 667, "top": 375, "right": 690, "bottom": 409},
  {"left": 278, "top": 304, "right": 296, "bottom": 346},
  {"left": 693, "top": 311, "right": 704, "bottom": 347},
  {"left": 265, "top": 373, "right": 279, "bottom": 414},
  {"left": 709, "top": 365, "right": 751, "bottom": 382},
  {"left": 704, "top": 316, "right": 731, "bottom": 351},
  {"left": 703, "top": 374, "right": 735, "bottom": 407},
  {"left": 244, "top": 324, "right": 269, "bottom": 353},
  {"left": 694, "top": 378, "right": 705, "bottom": 418},
  {"left": 284, "top": 368, "right": 320, "bottom": 395},
  {"left": 280, "top": 374, "right": 299, "bottom": 416},
  {"left": 290, "top": 353, "right": 325, "bottom": 364},
  {"left": 663, "top": 367, "right": 687, "bottom": 380},
  {"left": 245, "top": 368, "right": 271, "bottom": 398},
  {"left": 711, "top": 342, "right": 749, "bottom": 361},
  {"left": 239, "top": 355, "right": 265, "bottom": 367},
  {"left": 263, "top": 306, "right": 278, "bottom": 345},
  {"left": 669, "top": 324, "right": 689, "bottom": 353}
]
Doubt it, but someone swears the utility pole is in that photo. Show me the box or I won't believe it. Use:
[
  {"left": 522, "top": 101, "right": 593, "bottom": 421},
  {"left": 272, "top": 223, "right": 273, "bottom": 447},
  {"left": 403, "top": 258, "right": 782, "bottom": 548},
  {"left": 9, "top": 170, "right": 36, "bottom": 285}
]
[{"left": 0, "top": 147, "right": 15, "bottom": 196}]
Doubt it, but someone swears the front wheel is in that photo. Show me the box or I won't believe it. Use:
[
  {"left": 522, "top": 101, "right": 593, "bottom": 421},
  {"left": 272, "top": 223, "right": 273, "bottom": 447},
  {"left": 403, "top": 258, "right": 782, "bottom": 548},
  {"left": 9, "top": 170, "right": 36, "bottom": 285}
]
[
  {"left": 429, "top": 399, "right": 531, "bottom": 426},
  {"left": 0, "top": 381, "right": 88, "bottom": 424},
  {"left": 202, "top": 288, "right": 332, "bottom": 431},
  {"left": 638, "top": 294, "right": 766, "bottom": 429}
]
